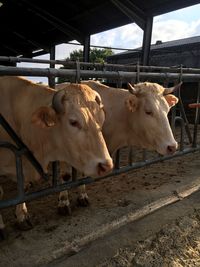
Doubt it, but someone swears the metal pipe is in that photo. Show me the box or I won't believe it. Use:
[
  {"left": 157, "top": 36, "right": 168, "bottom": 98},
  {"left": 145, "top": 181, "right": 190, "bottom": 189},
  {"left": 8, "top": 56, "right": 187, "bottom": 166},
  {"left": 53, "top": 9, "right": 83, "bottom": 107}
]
[
  {"left": 1, "top": 61, "right": 200, "bottom": 212},
  {"left": 141, "top": 16, "right": 153, "bottom": 65},
  {"left": 72, "top": 167, "right": 77, "bottom": 181},
  {"left": 48, "top": 46, "right": 56, "bottom": 88},
  {"left": 114, "top": 149, "right": 120, "bottom": 169},
  {"left": 15, "top": 155, "right": 25, "bottom": 201},
  {"left": 174, "top": 117, "right": 185, "bottom": 151},
  {"left": 1, "top": 146, "right": 200, "bottom": 209},
  {"left": 1, "top": 56, "right": 200, "bottom": 74},
  {"left": 2, "top": 66, "right": 200, "bottom": 81},
  {"left": 192, "top": 82, "right": 200, "bottom": 147},
  {"left": 52, "top": 161, "right": 59, "bottom": 187},
  {"left": 128, "top": 147, "right": 133, "bottom": 166},
  {"left": 0, "top": 114, "right": 48, "bottom": 180},
  {"left": 83, "top": 36, "right": 90, "bottom": 63}
]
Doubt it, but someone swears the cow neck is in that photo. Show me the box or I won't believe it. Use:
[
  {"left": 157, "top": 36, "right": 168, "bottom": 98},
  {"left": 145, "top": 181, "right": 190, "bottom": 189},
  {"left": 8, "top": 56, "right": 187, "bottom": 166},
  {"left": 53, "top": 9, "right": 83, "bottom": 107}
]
[
  {"left": 103, "top": 91, "right": 131, "bottom": 154},
  {"left": 19, "top": 86, "right": 57, "bottom": 170}
]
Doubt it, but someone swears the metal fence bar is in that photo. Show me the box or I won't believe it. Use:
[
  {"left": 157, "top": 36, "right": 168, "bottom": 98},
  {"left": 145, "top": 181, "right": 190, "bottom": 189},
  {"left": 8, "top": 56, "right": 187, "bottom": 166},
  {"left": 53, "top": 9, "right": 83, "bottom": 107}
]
[
  {"left": 1, "top": 65, "right": 200, "bottom": 81},
  {"left": 52, "top": 161, "right": 59, "bottom": 187},
  {"left": 0, "top": 62, "right": 200, "bottom": 211},
  {"left": 114, "top": 149, "right": 120, "bottom": 170},
  {"left": 1, "top": 56, "right": 200, "bottom": 74},
  {"left": 128, "top": 147, "right": 133, "bottom": 166},
  {"left": 1, "top": 145, "right": 199, "bottom": 209},
  {"left": 192, "top": 83, "right": 200, "bottom": 147},
  {"left": 174, "top": 117, "right": 185, "bottom": 151},
  {"left": 72, "top": 167, "right": 78, "bottom": 181},
  {"left": 0, "top": 114, "right": 48, "bottom": 180}
]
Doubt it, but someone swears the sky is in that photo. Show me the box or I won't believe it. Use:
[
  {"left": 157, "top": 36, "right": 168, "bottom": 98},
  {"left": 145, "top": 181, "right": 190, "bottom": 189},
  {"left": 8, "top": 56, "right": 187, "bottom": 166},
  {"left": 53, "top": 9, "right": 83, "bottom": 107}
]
[{"left": 18, "top": 3, "right": 200, "bottom": 83}]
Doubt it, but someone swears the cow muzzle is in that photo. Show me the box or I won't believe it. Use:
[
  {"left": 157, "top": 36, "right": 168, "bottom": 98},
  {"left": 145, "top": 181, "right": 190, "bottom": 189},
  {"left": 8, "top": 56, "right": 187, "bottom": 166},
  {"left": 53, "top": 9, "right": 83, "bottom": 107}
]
[
  {"left": 157, "top": 141, "right": 178, "bottom": 155},
  {"left": 97, "top": 159, "right": 113, "bottom": 176},
  {"left": 165, "top": 141, "right": 178, "bottom": 155}
]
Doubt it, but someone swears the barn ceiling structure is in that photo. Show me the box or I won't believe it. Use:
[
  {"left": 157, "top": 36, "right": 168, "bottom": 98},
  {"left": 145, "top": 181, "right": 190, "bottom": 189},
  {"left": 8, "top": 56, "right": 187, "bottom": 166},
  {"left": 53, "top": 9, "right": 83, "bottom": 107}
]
[{"left": 0, "top": 0, "right": 200, "bottom": 65}]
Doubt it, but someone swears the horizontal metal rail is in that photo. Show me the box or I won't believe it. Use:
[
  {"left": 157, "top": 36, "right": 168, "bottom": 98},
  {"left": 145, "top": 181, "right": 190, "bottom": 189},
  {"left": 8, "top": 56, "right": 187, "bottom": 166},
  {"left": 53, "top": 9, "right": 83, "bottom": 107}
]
[
  {"left": 0, "top": 145, "right": 199, "bottom": 209},
  {"left": 1, "top": 56, "right": 200, "bottom": 74},
  {"left": 1, "top": 65, "right": 200, "bottom": 81},
  {"left": 0, "top": 62, "right": 200, "bottom": 211}
]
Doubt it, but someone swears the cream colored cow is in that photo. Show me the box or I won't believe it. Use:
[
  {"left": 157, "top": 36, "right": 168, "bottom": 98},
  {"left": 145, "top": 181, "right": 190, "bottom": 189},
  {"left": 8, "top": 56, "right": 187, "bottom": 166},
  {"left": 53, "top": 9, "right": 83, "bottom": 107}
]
[
  {"left": 0, "top": 76, "right": 113, "bottom": 237},
  {"left": 56, "top": 81, "right": 180, "bottom": 212}
]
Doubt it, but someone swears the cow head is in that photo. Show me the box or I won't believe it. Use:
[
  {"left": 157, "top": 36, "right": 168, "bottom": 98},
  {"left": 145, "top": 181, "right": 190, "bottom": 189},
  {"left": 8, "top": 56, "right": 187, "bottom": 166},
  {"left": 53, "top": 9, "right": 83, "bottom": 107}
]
[
  {"left": 31, "top": 84, "right": 113, "bottom": 176},
  {"left": 125, "top": 82, "right": 180, "bottom": 155}
]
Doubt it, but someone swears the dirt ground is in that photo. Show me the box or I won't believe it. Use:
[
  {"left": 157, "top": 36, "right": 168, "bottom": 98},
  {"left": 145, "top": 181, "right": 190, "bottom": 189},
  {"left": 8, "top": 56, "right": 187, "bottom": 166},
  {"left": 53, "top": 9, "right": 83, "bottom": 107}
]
[
  {"left": 98, "top": 207, "right": 200, "bottom": 267},
  {"left": 1, "top": 143, "right": 200, "bottom": 266}
]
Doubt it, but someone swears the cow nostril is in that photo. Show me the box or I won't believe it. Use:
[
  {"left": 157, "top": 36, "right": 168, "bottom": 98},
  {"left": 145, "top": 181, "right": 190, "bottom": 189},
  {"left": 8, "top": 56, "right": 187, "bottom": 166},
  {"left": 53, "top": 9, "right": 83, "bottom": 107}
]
[
  {"left": 167, "top": 145, "right": 176, "bottom": 154},
  {"left": 97, "top": 161, "right": 113, "bottom": 176},
  {"left": 98, "top": 163, "right": 106, "bottom": 174}
]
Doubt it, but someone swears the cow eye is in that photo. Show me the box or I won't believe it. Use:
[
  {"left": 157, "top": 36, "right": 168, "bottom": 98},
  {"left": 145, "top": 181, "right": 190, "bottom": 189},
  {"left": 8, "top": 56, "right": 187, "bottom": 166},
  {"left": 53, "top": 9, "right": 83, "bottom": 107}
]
[
  {"left": 69, "top": 119, "right": 81, "bottom": 129},
  {"left": 145, "top": 111, "right": 153, "bottom": 116},
  {"left": 95, "top": 95, "right": 104, "bottom": 109},
  {"left": 95, "top": 95, "right": 101, "bottom": 105}
]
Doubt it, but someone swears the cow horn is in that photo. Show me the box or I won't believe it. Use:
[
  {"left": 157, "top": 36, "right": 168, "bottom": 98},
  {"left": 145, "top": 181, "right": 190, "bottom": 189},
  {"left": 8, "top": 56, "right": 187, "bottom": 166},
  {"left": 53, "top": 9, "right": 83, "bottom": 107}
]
[
  {"left": 163, "top": 82, "right": 182, "bottom": 95},
  {"left": 127, "top": 83, "right": 137, "bottom": 95},
  {"left": 52, "top": 89, "right": 66, "bottom": 114}
]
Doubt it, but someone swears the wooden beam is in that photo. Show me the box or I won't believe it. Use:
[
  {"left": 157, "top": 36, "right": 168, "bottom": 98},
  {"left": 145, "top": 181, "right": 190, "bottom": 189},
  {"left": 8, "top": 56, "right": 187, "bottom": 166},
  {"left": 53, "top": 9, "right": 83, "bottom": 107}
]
[
  {"left": 83, "top": 36, "right": 90, "bottom": 62},
  {"left": 18, "top": 0, "right": 84, "bottom": 43},
  {"left": 141, "top": 16, "right": 153, "bottom": 65},
  {"left": 110, "top": 0, "right": 145, "bottom": 30},
  {"left": 13, "top": 31, "right": 49, "bottom": 53}
]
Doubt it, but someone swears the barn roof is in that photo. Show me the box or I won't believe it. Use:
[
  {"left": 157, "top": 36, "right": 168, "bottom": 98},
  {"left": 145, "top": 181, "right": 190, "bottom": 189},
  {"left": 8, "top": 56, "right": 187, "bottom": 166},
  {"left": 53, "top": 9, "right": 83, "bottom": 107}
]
[{"left": 1, "top": 0, "right": 200, "bottom": 57}]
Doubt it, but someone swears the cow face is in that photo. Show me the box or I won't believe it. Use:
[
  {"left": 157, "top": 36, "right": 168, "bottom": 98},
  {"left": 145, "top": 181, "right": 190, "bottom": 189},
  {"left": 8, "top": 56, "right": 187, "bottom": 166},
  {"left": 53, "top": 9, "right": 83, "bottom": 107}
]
[
  {"left": 126, "top": 82, "right": 180, "bottom": 155},
  {"left": 31, "top": 84, "right": 113, "bottom": 176}
]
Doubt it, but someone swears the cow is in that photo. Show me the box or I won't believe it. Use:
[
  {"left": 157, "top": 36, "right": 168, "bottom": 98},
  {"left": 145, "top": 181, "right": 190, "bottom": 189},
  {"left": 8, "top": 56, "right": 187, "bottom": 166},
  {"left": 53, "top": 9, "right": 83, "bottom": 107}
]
[
  {"left": 0, "top": 76, "right": 113, "bottom": 238},
  {"left": 55, "top": 80, "right": 180, "bottom": 212}
]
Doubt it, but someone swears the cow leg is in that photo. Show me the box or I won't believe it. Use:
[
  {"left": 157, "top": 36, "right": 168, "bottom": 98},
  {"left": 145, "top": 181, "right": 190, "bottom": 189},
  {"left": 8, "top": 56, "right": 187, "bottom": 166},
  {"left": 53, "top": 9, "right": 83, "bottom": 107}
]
[
  {"left": 0, "top": 186, "right": 6, "bottom": 240},
  {"left": 58, "top": 190, "right": 72, "bottom": 215},
  {"left": 77, "top": 185, "right": 89, "bottom": 206},
  {"left": 15, "top": 203, "right": 33, "bottom": 230}
]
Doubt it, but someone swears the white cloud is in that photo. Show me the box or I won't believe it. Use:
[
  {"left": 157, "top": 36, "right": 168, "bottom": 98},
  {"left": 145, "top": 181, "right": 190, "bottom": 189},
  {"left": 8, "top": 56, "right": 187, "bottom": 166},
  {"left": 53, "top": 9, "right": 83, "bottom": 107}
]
[
  {"left": 152, "top": 18, "right": 200, "bottom": 44},
  {"left": 91, "top": 23, "right": 143, "bottom": 51}
]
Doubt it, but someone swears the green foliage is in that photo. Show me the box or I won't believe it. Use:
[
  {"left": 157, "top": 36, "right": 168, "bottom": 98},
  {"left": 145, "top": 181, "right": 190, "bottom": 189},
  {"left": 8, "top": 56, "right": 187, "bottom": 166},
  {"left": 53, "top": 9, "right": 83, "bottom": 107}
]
[
  {"left": 67, "top": 48, "right": 113, "bottom": 63},
  {"left": 69, "top": 49, "right": 83, "bottom": 61},
  {"left": 57, "top": 48, "right": 114, "bottom": 83}
]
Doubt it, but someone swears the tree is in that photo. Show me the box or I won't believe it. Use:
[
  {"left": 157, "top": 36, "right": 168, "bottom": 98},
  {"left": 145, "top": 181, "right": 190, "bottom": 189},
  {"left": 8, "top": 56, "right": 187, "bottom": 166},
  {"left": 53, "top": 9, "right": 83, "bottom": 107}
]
[
  {"left": 66, "top": 48, "right": 113, "bottom": 63},
  {"left": 57, "top": 48, "right": 114, "bottom": 83}
]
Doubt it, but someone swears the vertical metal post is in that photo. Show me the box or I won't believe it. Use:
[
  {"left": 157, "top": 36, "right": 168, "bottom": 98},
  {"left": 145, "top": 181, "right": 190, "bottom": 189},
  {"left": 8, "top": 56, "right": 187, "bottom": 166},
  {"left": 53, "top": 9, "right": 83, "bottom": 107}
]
[
  {"left": 72, "top": 167, "right": 77, "bottom": 181},
  {"left": 193, "top": 83, "right": 200, "bottom": 147},
  {"left": 52, "top": 161, "right": 59, "bottom": 187},
  {"left": 48, "top": 46, "right": 59, "bottom": 185},
  {"left": 177, "top": 88, "right": 193, "bottom": 143},
  {"left": 48, "top": 46, "right": 56, "bottom": 87},
  {"left": 141, "top": 16, "right": 153, "bottom": 66},
  {"left": 142, "top": 149, "right": 147, "bottom": 161},
  {"left": 83, "top": 35, "right": 90, "bottom": 62},
  {"left": 16, "top": 155, "right": 25, "bottom": 201},
  {"left": 114, "top": 149, "right": 120, "bottom": 170},
  {"left": 128, "top": 147, "right": 133, "bottom": 166}
]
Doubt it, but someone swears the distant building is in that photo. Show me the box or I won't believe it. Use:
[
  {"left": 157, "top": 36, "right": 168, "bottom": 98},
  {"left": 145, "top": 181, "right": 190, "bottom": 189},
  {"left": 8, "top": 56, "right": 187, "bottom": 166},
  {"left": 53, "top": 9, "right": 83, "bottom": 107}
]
[{"left": 107, "top": 36, "right": 200, "bottom": 68}]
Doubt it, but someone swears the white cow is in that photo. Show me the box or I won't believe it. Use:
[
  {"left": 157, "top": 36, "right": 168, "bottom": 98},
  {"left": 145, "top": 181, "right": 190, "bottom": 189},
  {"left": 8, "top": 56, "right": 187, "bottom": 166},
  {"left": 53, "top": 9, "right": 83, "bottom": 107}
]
[
  {"left": 55, "top": 81, "right": 180, "bottom": 212},
  {"left": 0, "top": 76, "right": 113, "bottom": 238}
]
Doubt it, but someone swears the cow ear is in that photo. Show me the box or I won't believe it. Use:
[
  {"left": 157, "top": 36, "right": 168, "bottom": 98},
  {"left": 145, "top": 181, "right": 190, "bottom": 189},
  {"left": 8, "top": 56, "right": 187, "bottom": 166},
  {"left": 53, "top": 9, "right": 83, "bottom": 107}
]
[
  {"left": 31, "top": 107, "right": 58, "bottom": 128},
  {"left": 125, "top": 95, "right": 138, "bottom": 112},
  {"left": 164, "top": 94, "right": 179, "bottom": 107}
]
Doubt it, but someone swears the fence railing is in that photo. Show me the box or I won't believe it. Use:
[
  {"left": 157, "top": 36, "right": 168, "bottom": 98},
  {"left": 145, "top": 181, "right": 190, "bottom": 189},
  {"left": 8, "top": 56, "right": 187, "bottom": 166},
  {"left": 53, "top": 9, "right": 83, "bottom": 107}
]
[{"left": 0, "top": 57, "right": 200, "bottom": 209}]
